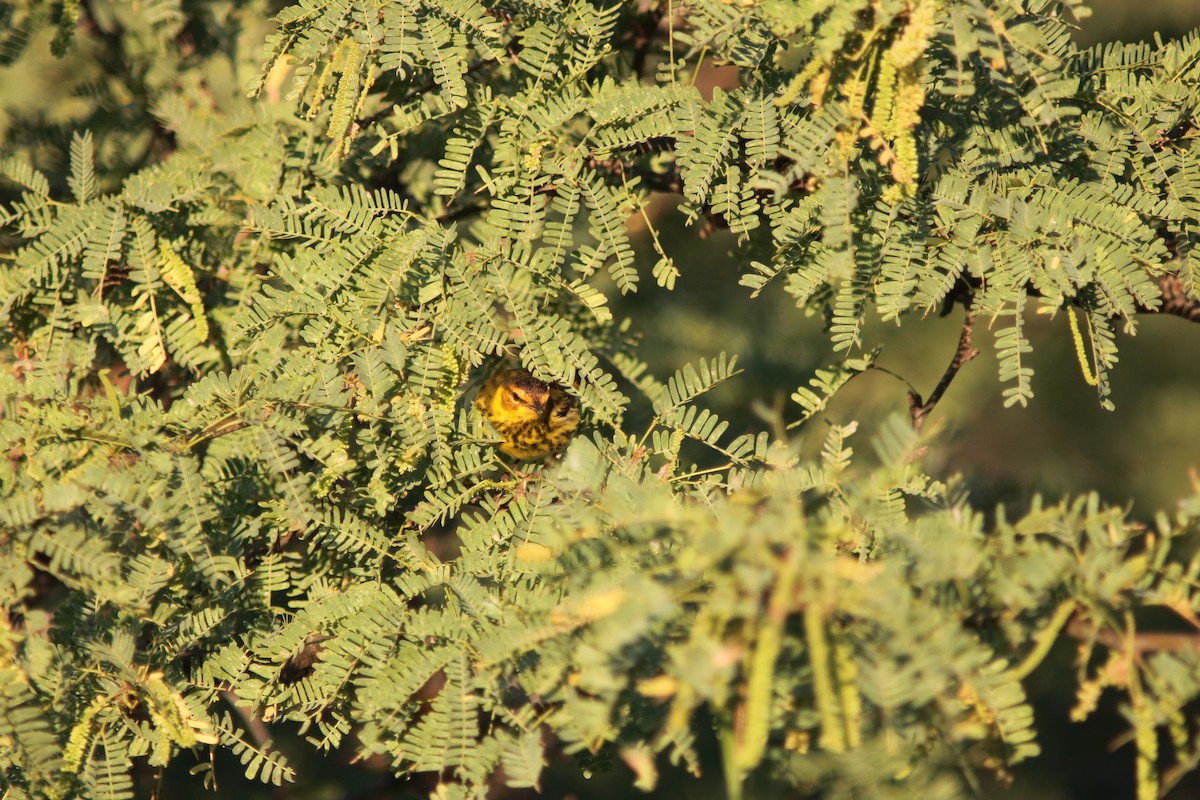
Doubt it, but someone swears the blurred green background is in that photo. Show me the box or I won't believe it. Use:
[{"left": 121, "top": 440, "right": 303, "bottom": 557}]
[{"left": 4, "top": 1, "right": 1200, "bottom": 798}]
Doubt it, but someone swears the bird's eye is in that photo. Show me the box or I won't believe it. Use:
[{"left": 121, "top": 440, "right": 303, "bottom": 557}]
[{"left": 509, "top": 389, "right": 523, "bottom": 402}]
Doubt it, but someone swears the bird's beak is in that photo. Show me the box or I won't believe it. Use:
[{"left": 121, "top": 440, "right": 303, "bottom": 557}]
[{"left": 531, "top": 399, "right": 546, "bottom": 416}]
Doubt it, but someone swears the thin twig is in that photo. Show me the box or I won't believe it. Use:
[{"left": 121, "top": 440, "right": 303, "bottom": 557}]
[{"left": 908, "top": 310, "right": 979, "bottom": 431}]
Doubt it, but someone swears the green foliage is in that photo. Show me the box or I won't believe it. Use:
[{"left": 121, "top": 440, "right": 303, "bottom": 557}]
[{"left": 2, "top": 1, "right": 1200, "bottom": 799}]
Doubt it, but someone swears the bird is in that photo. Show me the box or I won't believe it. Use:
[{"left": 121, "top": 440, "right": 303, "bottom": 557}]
[{"left": 474, "top": 368, "right": 580, "bottom": 460}]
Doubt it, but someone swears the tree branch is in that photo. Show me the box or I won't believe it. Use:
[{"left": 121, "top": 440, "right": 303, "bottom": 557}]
[
  {"left": 1067, "top": 615, "right": 1200, "bottom": 657},
  {"left": 908, "top": 310, "right": 979, "bottom": 430},
  {"left": 951, "top": 271, "right": 1200, "bottom": 327},
  {"left": 1145, "top": 273, "right": 1200, "bottom": 323}
]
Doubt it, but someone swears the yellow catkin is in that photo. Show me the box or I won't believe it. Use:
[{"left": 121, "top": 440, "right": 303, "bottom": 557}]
[
  {"left": 842, "top": 71, "right": 868, "bottom": 119},
  {"left": 888, "top": 0, "right": 938, "bottom": 69},
  {"left": 328, "top": 38, "right": 363, "bottom": 146},
  {"left": 306, "top": 56, "right": 336, "bottom": 120},
  {"left": 1066, "top": 306, "right": 1100, "bottom": 386},
  {"left": 739, "top": 553, "right": 797, "bottom": 771},
  {"left": 833, "top": 635, "right": 862, "bottom": 748},
  {"left": 340, "top": 62, "right": 376, "bottom": 156},
  {"left": 892, "top": 130, "right": 917, "bottom": 186},
  {"left": 1132, "top": 680, "right": 1159, "bottom": 800},
  {"left": 63, "top": 695, "right": 110, "bottom": 772},
  {"left": 873, "top": 52, "right": 899, "bottom": 141},
  {"left": 805, "top": 604, "right": 846, "bottom": 753},
  {"left": 893, "top": 65, "right": 927, "bottom": 135}
]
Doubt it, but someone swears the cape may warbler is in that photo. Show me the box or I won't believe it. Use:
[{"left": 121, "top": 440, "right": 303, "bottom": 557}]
[{"left": 474, "top": 369, "right": 580, "bottom": 460}]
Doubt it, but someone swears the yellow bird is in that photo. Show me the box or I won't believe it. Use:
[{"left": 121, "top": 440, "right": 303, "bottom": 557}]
[{"left": 474, "top": 368, "right": 580, "bottom": 460}]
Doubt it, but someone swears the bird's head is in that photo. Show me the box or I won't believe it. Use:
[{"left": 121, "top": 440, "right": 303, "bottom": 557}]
[{"left": 493, "top": 372, "right": 550, "bottom": 421}]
